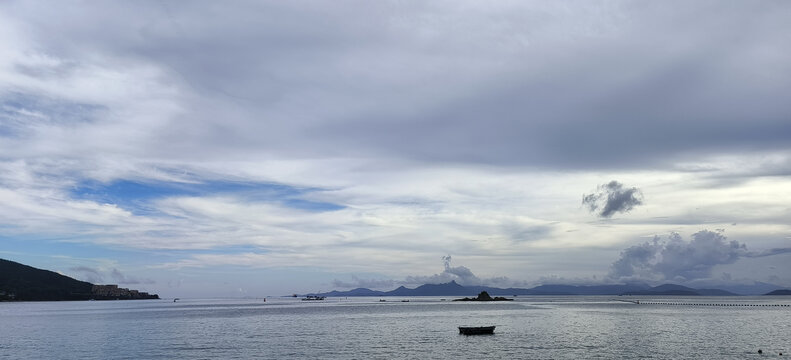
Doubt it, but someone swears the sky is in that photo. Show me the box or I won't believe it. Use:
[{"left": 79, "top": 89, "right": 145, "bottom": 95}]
[{"left": 1, "top": 0, "right": 790, "bottom": 298}]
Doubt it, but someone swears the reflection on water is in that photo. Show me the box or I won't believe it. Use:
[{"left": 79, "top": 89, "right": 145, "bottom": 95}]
[{"left": 1, "top": 296, "right": 789, "bottom": 359}]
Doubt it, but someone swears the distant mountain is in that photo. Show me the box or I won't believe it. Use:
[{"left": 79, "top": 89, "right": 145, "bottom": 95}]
[
  {"left": 397, "top": 281, "right": 470, "bottom": 296},
  {"left": 0, "top": 258, "right": 158, "bottom": 301},
  {"left": 384, "top": 286, "right": 409, "bottom": 296},
  {"left": 316, "top": 281, "right": 480, "bottom": 297},
  {"left": 715, "top": 282, "right": 785, "bottom": 296},
  {"left": 619, "top": 284, "right": 739, "bottom": 296},
  {"left": 309, "top": 281, "right": 739, "bottom": 297},
  {"left": 623, "top": 284, "right": 700, "bottom": 296},
  {"left": 764, "top": 289, "right": 791, "bottom": 296},
  {"left": 321, "top": 287, "right": 386, "bottom": 297},
  {"left": 521, "top": 283, "right": 650, "bottom": 296},
  {"left": 696, "top": 288, "right": 739, "bottom": 296}
]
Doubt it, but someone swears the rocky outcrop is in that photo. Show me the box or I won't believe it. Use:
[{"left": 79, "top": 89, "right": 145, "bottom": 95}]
[{"left": 453, "top": 291, "right": 513, "bottom": 302}]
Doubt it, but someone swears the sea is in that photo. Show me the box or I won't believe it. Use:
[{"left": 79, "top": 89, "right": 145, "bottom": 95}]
[{"left": 1, "top": 296, "right": 789, "bottom": 359}]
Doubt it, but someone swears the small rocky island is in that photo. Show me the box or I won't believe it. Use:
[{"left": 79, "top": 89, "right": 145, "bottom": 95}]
[{"left": 453, "top": 291, "right": 513, "bottom": 302}]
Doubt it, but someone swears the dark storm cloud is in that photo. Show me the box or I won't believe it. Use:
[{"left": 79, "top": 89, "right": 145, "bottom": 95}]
[
  {"left": 609, "top": 230, "right": 791, "bottom": 283},
  {"left": 583, "top": 181, "right": 643, "bottom": 218}
]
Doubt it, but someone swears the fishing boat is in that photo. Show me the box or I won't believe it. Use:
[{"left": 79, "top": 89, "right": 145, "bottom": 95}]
[{"left": 458, "top": 326, "right": 496, "bottom": 335}]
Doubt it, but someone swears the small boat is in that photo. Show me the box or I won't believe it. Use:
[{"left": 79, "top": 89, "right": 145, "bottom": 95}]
[{"left": 458, "top": 326, "right": 496, "bottom": 335}]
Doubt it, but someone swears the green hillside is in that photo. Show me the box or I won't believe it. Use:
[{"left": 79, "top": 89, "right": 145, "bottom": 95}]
[{"left": 1, "top": 258, "right": 94, "bottom": 301}]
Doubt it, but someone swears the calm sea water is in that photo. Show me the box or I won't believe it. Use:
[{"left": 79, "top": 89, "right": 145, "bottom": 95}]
[{"left": 1, "top": 296, "right": 789, "bottom": 359}]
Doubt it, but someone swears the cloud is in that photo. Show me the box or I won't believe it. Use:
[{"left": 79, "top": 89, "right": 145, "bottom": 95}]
[
  {"left": 110, "top": 268, "right": 155, "bottom": 285},
  {"left": 404, "top": 255, "right": 482, "bottom": 285},
  {"left": 70, "top": 266, "right": 104, "bottom": 284},
  {"left": 1, "top": 1, "right": 791, "bottom": 296},
  {"left": 67, "top": 266, "right": 154, "bottom": 285},
  {"left": 401, "top": 255, "right": 526, "bottom": 288},
  {"left": 330, "top": 255, "right": 536, "bottom": 290},
  {"left": 2, "top": 2, "right": 790, "bottom": 171},
  {"left": 744, "top": 247, "right": 791, "bottom": 258},
  {"left": 608, "top": 230, "right": 791, "bottom": 283},
  {"left": 331, "top": 276, "right": 396, "bottom": 290},
  {"left": 583, "top": 181, "right": 644, "bottom": 218}
]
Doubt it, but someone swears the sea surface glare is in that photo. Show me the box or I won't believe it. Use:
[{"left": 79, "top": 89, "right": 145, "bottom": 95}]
[{"left": 1, "top": 296, "right": 789, "bottom": 359}]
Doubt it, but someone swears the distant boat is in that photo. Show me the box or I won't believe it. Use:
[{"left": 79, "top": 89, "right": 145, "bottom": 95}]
[
  {"left": 302, "top": 295, "right": 325, "bottom": 301},
  {"left": 458, "top": 326, "right": 496, "bottom": 335},
  {"left": 401, "top": 299, "right": 409, "bottom": 302}
]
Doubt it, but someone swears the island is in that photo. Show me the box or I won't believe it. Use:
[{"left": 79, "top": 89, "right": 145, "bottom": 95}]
[
  {"left": 1, "top": 258, "right": 159, "bottom": 301},
  {"left": 453, "top": 291, "right": 513, "bottom": 302},
  {"left": 765, "top": 289, "right": 791, "bottom": 296}
]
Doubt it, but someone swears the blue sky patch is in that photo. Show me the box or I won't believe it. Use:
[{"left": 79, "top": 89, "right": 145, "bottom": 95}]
[
  {"left": 69, "top": 179, "right": 344, "bottom": 215},
  {"left": 1, "top": 233, "right": 131, "bottom": 263}
]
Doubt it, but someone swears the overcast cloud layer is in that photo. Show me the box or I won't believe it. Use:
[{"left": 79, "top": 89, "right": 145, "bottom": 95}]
[{"left": 1, "top": 1, "right": 790, "bottom": 297}]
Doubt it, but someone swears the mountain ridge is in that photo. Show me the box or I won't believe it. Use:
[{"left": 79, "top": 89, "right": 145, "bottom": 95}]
[{"left": 309, "top": 281, "right": 783, "bottom": 297}]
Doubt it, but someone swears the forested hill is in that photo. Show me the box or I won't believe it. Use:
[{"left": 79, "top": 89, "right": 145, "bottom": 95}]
[
  {"left": 1, "top": 258, "right": 93, "bottom": 301},
  {"left": 0, "top": 258, "right": 158, "bottom": 301}
]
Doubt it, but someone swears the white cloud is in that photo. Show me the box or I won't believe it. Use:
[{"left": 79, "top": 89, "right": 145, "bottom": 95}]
[{"left": 1, "top": 1, "right": 790, "bottom": 295}]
